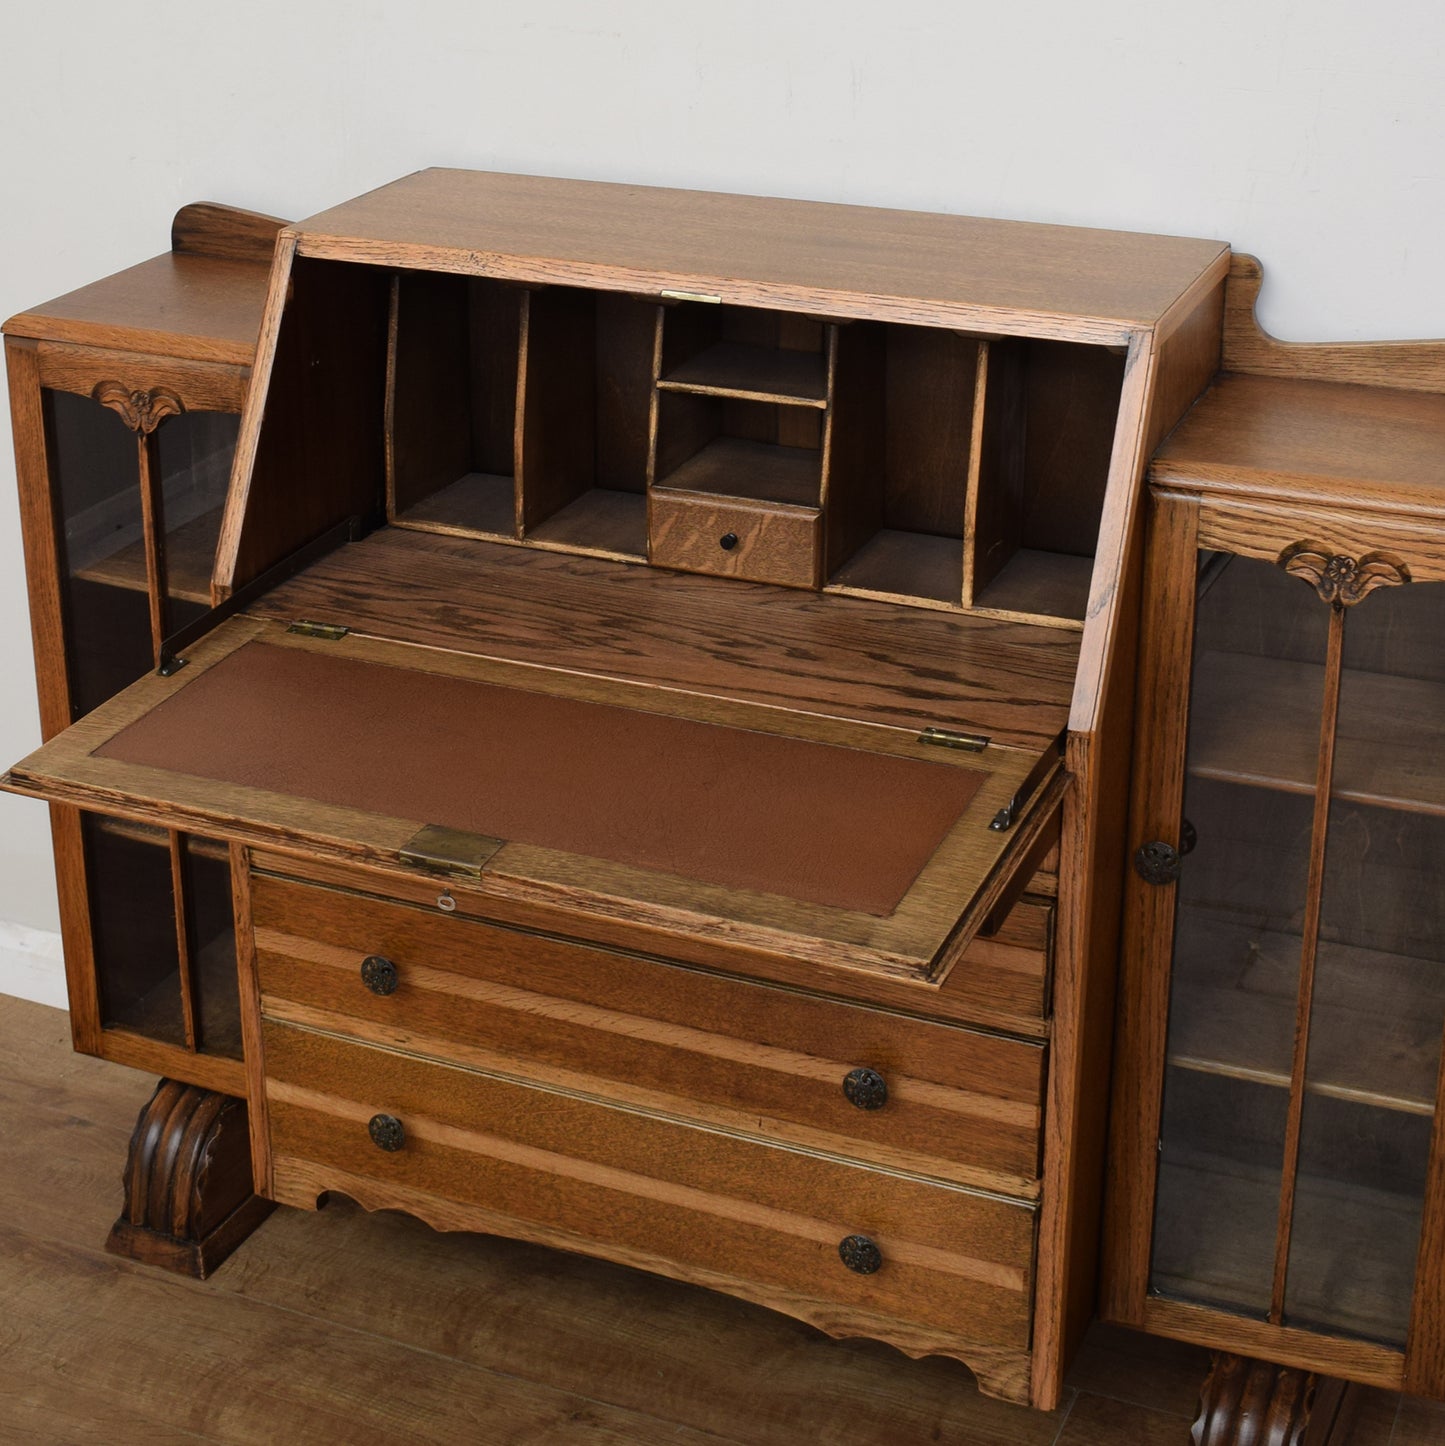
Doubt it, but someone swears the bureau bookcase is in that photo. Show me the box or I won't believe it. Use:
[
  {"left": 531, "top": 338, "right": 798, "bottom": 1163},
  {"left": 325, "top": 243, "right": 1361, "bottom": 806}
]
[{"left": 4, "top": 171, "right": 1233, "bottom": 1412}]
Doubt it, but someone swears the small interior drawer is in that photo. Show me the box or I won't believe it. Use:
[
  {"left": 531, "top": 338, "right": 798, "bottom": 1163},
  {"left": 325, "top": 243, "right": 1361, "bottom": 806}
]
[
  {"left": 263, "top": 1021, "right": 1037, "bottom": 1353},
  {"left": 650, "top": 489, "right": 820, "bottom": 588},
  {"left": 251, "top": 870, "right": 1045, "bottom": 1192}
]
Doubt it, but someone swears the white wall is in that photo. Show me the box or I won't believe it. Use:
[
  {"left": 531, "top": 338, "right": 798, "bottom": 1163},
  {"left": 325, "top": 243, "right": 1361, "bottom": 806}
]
[{"left": 2, "top": 0, "right": 1442, "bottom": 996}]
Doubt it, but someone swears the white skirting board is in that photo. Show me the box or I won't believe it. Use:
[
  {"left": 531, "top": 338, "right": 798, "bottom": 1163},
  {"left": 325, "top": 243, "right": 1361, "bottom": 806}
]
[{"left": 0, "top": 921, "right": 68, "bottom": 1009}]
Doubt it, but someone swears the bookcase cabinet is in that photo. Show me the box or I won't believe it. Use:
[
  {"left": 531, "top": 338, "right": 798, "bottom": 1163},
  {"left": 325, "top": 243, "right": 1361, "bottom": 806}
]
[{"left": 1104, "top": 316, "right": 1445, "bottom": 1423}]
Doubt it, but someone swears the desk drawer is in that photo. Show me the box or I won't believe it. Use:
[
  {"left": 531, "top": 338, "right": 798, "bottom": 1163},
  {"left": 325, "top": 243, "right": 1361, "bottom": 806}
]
[
  {"left": 263, "top": 1021, "right": 1037, "bottom": 1354},
  {"left": 650, "top": 489, "right": 820, "bottom": 588},
  {"left": 252, "top": 872, "right": 1044, "bottom": 1191}
]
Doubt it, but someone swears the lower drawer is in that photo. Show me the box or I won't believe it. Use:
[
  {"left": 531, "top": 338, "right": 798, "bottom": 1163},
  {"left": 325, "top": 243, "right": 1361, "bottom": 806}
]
[{"left": 264, "top": 1021, "right": 1037, "bottom": 1357}]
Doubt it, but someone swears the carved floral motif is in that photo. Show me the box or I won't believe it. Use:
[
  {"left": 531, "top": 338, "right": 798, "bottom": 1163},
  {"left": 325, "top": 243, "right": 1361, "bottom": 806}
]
[
  {"left": 90, "top": 380, "right": 185, "bottom": 434},
  {"left": 1277, "top": 541, "right": 1411, "bottom": 606}
]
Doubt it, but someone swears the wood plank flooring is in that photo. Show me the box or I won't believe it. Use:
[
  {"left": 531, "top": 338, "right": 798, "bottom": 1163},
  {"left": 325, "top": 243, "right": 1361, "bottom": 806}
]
[{"left": 3, "top": 994, "right": 1443, "bottom": 1445}]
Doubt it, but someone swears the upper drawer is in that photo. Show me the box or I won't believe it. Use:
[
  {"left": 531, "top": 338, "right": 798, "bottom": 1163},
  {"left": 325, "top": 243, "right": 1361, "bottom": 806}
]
[
  {"left": 650, "top": 489, "right": 821, "bottom": 588},
  {"left": 251, "top": 870, "right": 1045, "bottom": 1194}
]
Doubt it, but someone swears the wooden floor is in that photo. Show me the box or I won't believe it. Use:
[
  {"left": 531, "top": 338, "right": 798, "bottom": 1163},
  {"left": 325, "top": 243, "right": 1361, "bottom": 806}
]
[{"left": 3, "top": 995, "right": 1443, "bottom": 1445}]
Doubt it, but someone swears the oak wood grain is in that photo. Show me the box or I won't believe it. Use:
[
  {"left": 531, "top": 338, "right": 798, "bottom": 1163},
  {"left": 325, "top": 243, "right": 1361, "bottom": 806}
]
[
  {"left": 263, "top": 1022, "right": 1038, "bottom": 1369},
  {"left": 1154, "top": 373, "right": 1445, "bottom": 519},
  {"left": 251, "top": 845, "right": 1055, "bottom": 1038},
  {"left": 293, "top": 168, "right": 1227, "bottom": 340},
  {"left": 650, "top": 486, "right": 821, "bottom": 588},
  {"left": 4, "top": 253, "right": 274, "bottom": 368},
  {"left": 250, "top": 872, "right": 1044, "bottom": 1192},
  {"left": 245, "top": 527, "right": 1080, "bottom": 749},
  {"left": 1099, "top": 492, "right": 1199, "bottom": 1324},
  {"left": 1223, "top": 255, "right": 1445, "bottom": 393},
  {"left": 170, "top": 202, "right": 288, "bottom": 264}
]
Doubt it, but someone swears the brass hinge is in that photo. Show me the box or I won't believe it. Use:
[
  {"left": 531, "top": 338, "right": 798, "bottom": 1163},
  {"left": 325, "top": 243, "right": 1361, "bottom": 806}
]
[
  {"left": 399, "top": 824, "right": 504, "bottom": 880},
  {"left": 918, "top": 727, "right": 990, "bottom": 752},
  {"left": 287, "top": 620, "right": 349, "bottom": 640}
]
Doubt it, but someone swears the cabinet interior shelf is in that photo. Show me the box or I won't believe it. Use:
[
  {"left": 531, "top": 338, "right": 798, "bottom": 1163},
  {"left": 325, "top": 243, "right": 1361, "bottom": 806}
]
[
  {"left": 657, "top": 341, "right": 829, "bottom": 407},
  {"left": 74, "top": 507, "right": 223, "bottom": 605},
  {"left": 526, "top": 488, "right": 647, "bottom": 560},
  {"left": 392, "top": 473, "right": 515, "bottom": 540},
  {"left": 826, "top": 530, "right": 963, "bottom": 607},
  {"left": 972, "top": 550, "right": 1092, "bottom": 625},
  {"left": 1167, "top": 906, "right": 1444, "bottom": 1116},
  {"left": 654, "top": 436, "right": 821, "bottom": 510},
  {"left": 1152, "top": 1145, "right": 1423, "bottom": 1347},
  {"left": 1189, "top": 650, "right": 1445, "bottom": 815}
]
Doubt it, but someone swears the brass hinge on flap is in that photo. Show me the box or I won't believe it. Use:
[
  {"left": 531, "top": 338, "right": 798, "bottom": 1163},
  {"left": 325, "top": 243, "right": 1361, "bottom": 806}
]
[
  {"left": 287, "top": 620, "right": 349, "bottom": 640},
  {"left": 399, "top": 824, "right": 504, "bottom": 880},
  {"left": 918, "top": 727, "right": 990, "bottom": 752}
]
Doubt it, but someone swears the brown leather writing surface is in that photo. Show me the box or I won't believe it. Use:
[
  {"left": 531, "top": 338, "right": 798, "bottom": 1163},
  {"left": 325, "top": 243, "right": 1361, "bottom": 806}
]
[{"left": 96, "top": 641, "right": 987, "bottom": 915}]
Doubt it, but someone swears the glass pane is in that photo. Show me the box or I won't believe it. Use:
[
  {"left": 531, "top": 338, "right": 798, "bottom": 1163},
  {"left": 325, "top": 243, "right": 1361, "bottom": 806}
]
[
  {"left": 184, "top": 836, "right": 242, "bottom": 1059},
  {"left": 155, "top": 411, "right": 238, "bottom": 635},
  {"left": 45, "top": 390, "right": 152, "bottom": 716},
  {"left": 1285, "top": 1095, "right": 1432, "bottom": 1344},
  {"left": 1287, "top": 581, "right": 1445, "bottom": 1344},
  {"left": 1150, "top": 553, "right": 1330, "bottom": 1313},
  {"left": 1152, "top": 1068, "right": 1291, "bottom": 1318},
  {"left": 85, "top": 815, "right": 185, "bottom": 1045},
  {"left": 1167, "top": 778, "right": 1316, "bottom": 1085},
  {"left": 1334, "top": 575, "right": 1445, "bottom": 813}
]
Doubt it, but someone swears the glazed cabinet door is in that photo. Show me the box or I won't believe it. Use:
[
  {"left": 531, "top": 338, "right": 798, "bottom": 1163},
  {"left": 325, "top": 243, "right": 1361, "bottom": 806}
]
[
  {"left": 6, "top": 336, "right": 248, "bottom": 1087},
  {"left": 1105, "top": 492, "right": 1445, "bottom": 1394}
]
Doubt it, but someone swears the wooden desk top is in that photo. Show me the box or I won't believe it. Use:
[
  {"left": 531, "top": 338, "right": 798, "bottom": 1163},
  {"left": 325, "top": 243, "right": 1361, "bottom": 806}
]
[
  {"left": 295, "top": 169, "right": 1228, "bottom": 342},
  {"left": 4, "top": 252, "right": 274, "bottom": 367},
  {"left": 1152, "top": 372, "right": 1445, "bottom": 517}
]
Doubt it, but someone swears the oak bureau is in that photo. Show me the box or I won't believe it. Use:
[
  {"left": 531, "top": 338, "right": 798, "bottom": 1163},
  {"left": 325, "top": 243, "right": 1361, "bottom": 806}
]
[{"left": 8, "top": 171, "right": 1437, "bottom": 1435}]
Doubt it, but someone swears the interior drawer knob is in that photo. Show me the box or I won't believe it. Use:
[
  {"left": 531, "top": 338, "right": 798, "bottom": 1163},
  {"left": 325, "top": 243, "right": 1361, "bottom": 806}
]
[
  {"left": 842, "top": 1067, "right": 888, "bottom": 1110},
  {"left": 360, "top": 955, "right": 399, "bottom": 995},
  {"left": 719, "top": 531, "right": 739, "bottom": 551},
  {"left": 838, "top": 1234, "right": 883, "bottom": 1275},
  {"left": 368, "top": 1113, "right": 406, "bottom": 1152}
]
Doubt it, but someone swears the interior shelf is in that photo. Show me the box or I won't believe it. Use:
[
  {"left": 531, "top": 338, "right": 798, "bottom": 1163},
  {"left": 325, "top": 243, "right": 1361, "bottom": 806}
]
[
  {"left": 971, "top": 549, "right": 1092, "bottom": 624},
  {"left": 1168, "top": 904, "right": 1445, "bottom": 1114},
  {"left": 825, "top": 530, "right": 962, "bottom": 607},
  {"left": 525, "top": 488, "right": 646, "bottom": 559},
  {"left": 74, "top": 506, "right": 223, "bottom": 605},
  {"left": 1189, "top": 650, "right": 1445, "bottom": 814},
  {"left": 392, "top": 472, "right": 516, "bottom": 540},
  {"left": 1152, "top": 1145, "right": 1425, "bottom": 1345},
  {"left": 658, "top": 341, "right": 828, "bottom": 407},
  {"left": 654, "top": 436, "right": 821, "bottom": 510}
]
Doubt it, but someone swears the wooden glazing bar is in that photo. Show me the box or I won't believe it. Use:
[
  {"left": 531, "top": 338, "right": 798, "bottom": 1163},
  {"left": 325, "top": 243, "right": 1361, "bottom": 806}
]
[
  {"left": 1269, "top": 601, "right": 1346, "bottom": 1324},
  {"left": 383, "top": 272, "right": 400, "bottom": 519},
  {"left": 813, "top": 323, "right": 841, "bottom": 522},
  {"left": 135, "top": 430, "right": 169, "bottom": 666},
  {"left": 168, "top": 830, "right": 200, "bottom": 1052},
  {"left": 960, "top": 339, "right": 993, "bottom": 608}
]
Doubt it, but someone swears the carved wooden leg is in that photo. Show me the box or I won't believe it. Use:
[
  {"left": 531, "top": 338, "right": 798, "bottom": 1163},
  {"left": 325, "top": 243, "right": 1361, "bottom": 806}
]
[
  {"left": 1193, "top": 1352, "right": 1360, "bottom": 1446},
  {"left": 105, "top": 1078, "right": 274, "bottom": 1278}
]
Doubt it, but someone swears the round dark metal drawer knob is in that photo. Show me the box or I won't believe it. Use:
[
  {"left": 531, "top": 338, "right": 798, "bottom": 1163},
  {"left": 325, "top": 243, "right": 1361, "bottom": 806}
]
[
  {"left": 360, "top": 954, "right": 399, "bottom": 996},
  {"left": 838, "top": 1234, "right": 883, "bottom": 1275},
  {"left": 719, "top": 531, "right": 739, "bottom": 551},
  {"left": 842, "top": 1067, "right": 888, "bottom": 1111},
  {"left": 368, "top": 1113, "right": 406, "bottom": 1152},
  {"left": 1134, "top": 840, "right": 1183, "bottom": 885}
]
